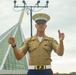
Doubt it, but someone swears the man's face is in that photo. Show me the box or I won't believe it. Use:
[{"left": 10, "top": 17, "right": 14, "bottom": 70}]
[{"left": 35, "top": 23, "right": 47, "bottom": 32}]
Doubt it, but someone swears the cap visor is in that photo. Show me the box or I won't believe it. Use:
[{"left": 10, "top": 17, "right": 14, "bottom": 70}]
[{"left": 36, "top": 20, "right": 46, "bottom": 23}]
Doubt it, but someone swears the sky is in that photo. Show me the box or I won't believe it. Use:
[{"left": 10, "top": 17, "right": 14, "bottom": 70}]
[{"left": 0, "top": 0, "right": 76, "bottom": 73}]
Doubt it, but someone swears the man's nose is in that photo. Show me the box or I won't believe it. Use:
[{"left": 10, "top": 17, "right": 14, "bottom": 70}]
[{"left": 39, "top": 23, "right": 44, "bottom": 25}]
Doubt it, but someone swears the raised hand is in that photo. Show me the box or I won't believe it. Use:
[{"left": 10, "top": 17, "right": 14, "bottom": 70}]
[
  {"left": 58, "top": 30, "right": 65, "bottom": 41},
  {"left": 8, "top": 36, "right": 16, "bottom": 46}
]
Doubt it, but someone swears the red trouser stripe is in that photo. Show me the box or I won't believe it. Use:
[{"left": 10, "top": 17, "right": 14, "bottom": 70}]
[{"left": 50, "top": 69, "right": 54, "bottom": 75}]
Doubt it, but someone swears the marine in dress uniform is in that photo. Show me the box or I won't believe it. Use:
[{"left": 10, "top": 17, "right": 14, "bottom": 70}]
[{"left": 8, "top": 13, "right": 65, "bottom": 75}]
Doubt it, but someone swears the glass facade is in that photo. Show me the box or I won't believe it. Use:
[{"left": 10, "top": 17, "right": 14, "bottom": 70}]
[{"left": 0, "top": 24, "right": 28, "bottom": 70}]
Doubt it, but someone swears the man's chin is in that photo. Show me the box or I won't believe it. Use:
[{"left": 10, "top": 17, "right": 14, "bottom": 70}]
[{"left": 39, "top": 30, "right": 44, "bottom": 32}]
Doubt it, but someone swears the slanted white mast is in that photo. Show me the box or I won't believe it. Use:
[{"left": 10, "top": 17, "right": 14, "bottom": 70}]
[{"left": 18, "top": 9, "right": 24, "bottom": 25}]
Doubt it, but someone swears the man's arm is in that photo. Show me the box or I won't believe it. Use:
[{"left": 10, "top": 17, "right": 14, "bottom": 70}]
[
  {"left": 55, "top": 30, "right": 65, "bottom": 56},
  {"left": 8, "top": 36, "right": 25, "bottom": 60}
]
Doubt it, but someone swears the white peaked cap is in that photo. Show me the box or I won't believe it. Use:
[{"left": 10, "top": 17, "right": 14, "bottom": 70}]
[{"left": 32, "top": 13, "right": 50, "bottom": 23}]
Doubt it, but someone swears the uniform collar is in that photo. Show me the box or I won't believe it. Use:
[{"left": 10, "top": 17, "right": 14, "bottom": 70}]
[{"left": 31, "top": 34, "right": 50, "bottom": 41}]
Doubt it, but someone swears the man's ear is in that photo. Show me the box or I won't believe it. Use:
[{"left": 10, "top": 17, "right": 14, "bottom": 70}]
[
  {"left": 45, "top": 25, "right": 47, "bottom": 28},
  {"left": 35, "top": 24, "right": 37, "bottom": 28}
]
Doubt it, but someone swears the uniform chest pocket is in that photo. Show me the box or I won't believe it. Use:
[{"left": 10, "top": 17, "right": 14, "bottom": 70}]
[
  {"left": 28, "top": 42, "right": 37, "bottom": 52},
  {"left": 43, "top": 45, "right": 51, "bottom": 51},
  {"left": 42, "top": 41, "right": 52, "bottom": 51}
]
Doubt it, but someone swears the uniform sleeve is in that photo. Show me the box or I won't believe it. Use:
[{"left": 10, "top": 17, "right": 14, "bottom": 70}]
[
  {"left": 52, "top": 38, "right": 59, "bottom": 51},
  {"left": 19, "top": 38, "right": 31, "bottom": 54}
]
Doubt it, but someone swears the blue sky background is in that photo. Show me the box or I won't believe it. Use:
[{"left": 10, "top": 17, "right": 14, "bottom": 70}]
[{"left": 0, "top": 0, "right": 76, "bottom": 73}]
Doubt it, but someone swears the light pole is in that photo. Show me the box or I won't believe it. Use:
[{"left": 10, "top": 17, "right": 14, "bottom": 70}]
[{"left": 13, "top": 0, "right": 49, "bottom": 37}]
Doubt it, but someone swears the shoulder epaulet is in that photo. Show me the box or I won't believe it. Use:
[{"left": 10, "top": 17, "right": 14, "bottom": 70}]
[
  {"left": 25, "top": 37, "right": 33, "bottom": 43},
  {"left": 47, "top": 36, "right": 53, "bottom": 41}
]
